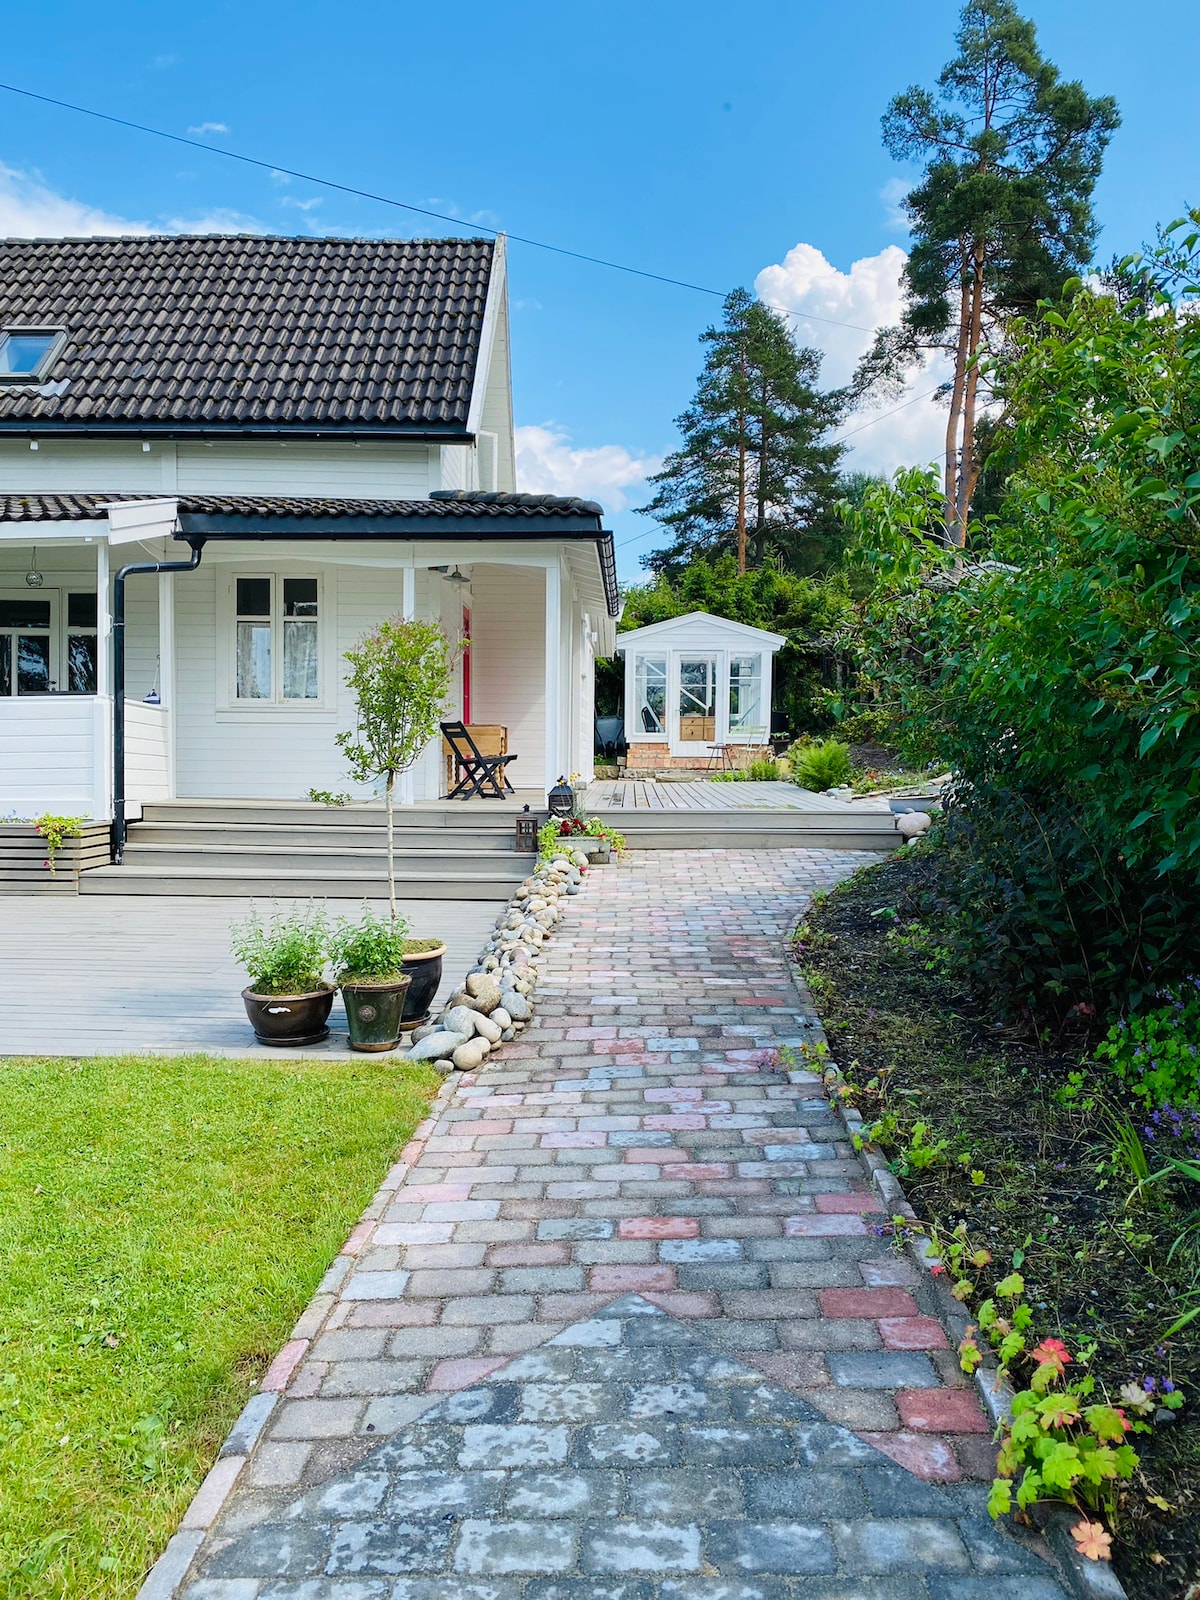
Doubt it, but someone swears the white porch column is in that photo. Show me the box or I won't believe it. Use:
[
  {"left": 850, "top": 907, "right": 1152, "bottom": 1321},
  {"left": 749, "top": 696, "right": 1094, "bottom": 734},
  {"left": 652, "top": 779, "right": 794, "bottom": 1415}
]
[
  {"left": 544, "top": 558, "right": 562, "bottom": 803},
  {"left": 159, "top": 570, "right": 177, "bottom": 797},
  {"left": 399, "top": 564, "right": 417, "bottom": 806},
  {"left": 95, "top": 539, "right": 110, "bottom": 697}
]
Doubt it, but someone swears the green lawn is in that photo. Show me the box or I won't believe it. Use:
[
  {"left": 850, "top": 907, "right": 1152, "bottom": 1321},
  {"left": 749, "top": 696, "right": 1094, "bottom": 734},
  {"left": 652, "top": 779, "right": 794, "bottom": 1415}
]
[{"left": 0, "top": 1053, "right": 438, "bottom": 1600}]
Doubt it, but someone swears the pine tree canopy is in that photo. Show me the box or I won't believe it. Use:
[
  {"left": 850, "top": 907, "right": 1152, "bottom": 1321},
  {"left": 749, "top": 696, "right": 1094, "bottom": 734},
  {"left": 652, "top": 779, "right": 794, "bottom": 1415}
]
[{"left": 637, "top": 288, "right": 847, "bottom": 579}]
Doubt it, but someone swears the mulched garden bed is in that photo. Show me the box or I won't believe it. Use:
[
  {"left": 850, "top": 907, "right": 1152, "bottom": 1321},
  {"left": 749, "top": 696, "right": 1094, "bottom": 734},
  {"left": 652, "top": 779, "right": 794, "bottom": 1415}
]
[{"left": 796, "top": 848, "right": 1199, "bottom": 1600}]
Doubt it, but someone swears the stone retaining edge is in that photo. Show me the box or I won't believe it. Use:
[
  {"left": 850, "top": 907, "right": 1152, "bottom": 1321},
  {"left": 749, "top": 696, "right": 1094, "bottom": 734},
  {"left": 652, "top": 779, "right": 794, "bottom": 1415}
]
[
  {"left": 785, "top": 962, "right": 1129, "bottom": 1600},
  {"left": 136, "top": 850, "right": 597, "bottom": 1600}
]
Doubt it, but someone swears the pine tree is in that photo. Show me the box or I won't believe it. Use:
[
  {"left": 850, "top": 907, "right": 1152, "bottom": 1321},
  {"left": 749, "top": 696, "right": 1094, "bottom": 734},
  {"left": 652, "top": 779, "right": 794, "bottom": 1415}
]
[
  {"left": 856, "top": 0, "right": 1119, "bottom": 545},
  {"left": 639, "top": 289, "right": 846, "bottom": 577}
]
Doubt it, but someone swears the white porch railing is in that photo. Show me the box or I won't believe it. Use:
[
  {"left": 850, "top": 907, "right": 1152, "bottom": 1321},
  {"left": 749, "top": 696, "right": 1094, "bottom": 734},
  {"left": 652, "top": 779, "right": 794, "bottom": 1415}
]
[{"left": 0, "top": 695, "right": 172, "bottom": 822}]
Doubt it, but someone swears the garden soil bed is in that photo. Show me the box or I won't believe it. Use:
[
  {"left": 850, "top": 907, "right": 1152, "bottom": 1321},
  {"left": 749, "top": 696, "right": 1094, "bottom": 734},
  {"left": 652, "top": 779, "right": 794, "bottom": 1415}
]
[{"left": 797, "top": 849, "right": 1199, "bottom": 1600}]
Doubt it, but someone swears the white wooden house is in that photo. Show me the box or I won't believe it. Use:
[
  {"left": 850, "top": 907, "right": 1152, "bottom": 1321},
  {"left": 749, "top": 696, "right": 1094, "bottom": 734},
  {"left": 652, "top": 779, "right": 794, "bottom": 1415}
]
[
  {"left": 0, "top": 235, "right": 617, "bottom": 856},
  {"left": 614, "top": 611, "right": 784, "bottom": 773}
]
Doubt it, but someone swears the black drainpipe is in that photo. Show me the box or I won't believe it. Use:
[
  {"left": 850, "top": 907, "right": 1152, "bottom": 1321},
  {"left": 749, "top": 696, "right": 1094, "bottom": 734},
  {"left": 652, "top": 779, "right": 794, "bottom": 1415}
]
[{"left": 111, "top": 537, "right": 205, "bottom": 863}]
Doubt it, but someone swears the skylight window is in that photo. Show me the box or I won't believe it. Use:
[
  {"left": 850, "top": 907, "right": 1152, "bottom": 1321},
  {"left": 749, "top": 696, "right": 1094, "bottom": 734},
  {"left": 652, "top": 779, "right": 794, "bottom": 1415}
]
[{"left": 0, "top": 328, "right": 65, "bottom": 382}]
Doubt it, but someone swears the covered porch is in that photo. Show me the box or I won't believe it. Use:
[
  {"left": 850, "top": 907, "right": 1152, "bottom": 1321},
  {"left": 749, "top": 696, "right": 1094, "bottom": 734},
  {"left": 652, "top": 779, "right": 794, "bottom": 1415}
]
[{"left": 0, "top": 492, "right": 618, "bottom": 851}]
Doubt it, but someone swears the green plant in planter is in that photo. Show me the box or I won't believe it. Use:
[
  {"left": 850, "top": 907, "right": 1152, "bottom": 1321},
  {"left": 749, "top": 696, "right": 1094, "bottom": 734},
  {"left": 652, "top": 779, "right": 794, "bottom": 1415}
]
[
  {"left": 790, "top": 739, "right": 851, "bottom": 792},
  {"left": 33, "top": 813, "right": 86, "bottom": 875},
  {"left": 330, "top": 907, "right": 411, "bottom": 984},
  {"left": 584, "top": 817, "right": 627, "bottom": 856},
  {"left": 337, "top": 617, "right": 454, "bottom": 921},
  {"left": 230, "top": 904, "right": 329, "bottom": 996}
]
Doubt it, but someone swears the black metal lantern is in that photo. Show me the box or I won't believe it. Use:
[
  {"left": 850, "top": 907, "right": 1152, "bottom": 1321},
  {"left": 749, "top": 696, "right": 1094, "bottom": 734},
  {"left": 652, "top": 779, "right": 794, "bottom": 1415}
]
[
  {"left": 515, "top": 805, "right": 539, "bottom": 853},
  {"left": 548, "top": 777, "right": 575, "bottom": 818}
]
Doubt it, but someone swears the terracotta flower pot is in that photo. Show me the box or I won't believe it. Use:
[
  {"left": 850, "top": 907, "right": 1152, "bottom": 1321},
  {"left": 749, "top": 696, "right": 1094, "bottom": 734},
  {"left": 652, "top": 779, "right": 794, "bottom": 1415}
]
[
  {"left": 399, "top": 943, "right": 446, "bottom": 1028},
  {"left": 242, "top": 984, "right": 334, "bottom": 1046},
  {"left": 341, "top": 974, "right": 413, "bottom": 1052}
]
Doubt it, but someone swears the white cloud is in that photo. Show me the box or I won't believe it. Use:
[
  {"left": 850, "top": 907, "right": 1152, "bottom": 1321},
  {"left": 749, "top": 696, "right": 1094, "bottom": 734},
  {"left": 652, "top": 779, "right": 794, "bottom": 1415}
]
[
  {"left": 166, "top": 208, "right": 269, "bottom": 234},
  {"left": 0, "top": 162, "right": 151, "bottom": 236},
  {"left": 755, "top": 241, "right": 952, "bottom": 476},
  {"left": 279, "top": 195, "right": 323, "bottom": 212},
  {"left": 515, "top": 424, "right": 660, "bottom": 513},
  {"left": 880, "top": 176, "right": 910, "bottom": 233},
  {"left": 187, "top": 121, "right": 229, "bottom": 136}
]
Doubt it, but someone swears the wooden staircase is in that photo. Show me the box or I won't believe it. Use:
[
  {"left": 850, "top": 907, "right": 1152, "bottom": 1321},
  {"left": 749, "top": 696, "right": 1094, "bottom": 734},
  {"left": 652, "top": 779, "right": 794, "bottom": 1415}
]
[{"left": 79, "top": 800, "right": 536, "bottom": 899}]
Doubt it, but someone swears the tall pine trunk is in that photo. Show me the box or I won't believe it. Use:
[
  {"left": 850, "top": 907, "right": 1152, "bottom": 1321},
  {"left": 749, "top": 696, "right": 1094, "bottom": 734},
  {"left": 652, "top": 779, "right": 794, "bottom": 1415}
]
[
  {"left": 385, "top": 767, "right": 397, "bottom": 922},
  {"left": 736, "top": 343, "right": 748, "bottom": 574},
  {"left": 944, "top": 265, "right": 972, "bottom": 546},
  {"left": 955, "top": 242, "right": 987, "bottom": 546}
]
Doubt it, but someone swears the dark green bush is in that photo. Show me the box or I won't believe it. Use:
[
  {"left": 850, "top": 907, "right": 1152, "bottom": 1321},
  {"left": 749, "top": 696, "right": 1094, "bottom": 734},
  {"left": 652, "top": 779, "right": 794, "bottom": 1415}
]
[{"left": 790, "top": 738, "right": 852, "bottom": 791}]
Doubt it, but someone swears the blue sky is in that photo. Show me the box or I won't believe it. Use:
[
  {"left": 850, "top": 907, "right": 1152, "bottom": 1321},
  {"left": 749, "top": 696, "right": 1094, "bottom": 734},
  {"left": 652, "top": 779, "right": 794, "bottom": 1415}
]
[{"left": 1, "top": 0, "right": 1196, "bottom": 577}]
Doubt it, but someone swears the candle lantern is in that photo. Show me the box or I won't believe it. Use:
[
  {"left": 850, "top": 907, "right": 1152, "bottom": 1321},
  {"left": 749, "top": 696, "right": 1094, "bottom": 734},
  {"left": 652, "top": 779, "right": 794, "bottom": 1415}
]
[
  {"left": 547, "top": 778, "right": 575, "bottom": 818},
  {"left": 515, "top": 806, "right": 539, "bottom": 853}
]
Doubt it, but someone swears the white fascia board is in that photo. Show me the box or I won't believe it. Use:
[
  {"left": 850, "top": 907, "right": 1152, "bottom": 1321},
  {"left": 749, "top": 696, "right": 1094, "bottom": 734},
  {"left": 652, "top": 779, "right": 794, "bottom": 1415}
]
[
  {"left": 103, "top": 497, "right": 180, "bottom": 546},
  {"left": 466, "top": 235, "right": 506, "bottom": 438},
  {"left": 613, "top": 609, "right": 787, "bottom": 651}
]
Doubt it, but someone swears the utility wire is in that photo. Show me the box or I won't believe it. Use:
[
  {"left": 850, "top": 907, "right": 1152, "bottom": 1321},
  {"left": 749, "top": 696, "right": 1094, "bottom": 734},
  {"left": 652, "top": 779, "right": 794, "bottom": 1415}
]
[{"left": 0, "top": 79, "right": 879, "bottom": 336}]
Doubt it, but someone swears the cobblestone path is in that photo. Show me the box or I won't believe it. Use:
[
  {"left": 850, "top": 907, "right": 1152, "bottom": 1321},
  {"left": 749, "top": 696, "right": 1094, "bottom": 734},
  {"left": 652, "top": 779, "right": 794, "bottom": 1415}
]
[{"left": 178, "top": 849, "right": 1068, "bottom": 1600}]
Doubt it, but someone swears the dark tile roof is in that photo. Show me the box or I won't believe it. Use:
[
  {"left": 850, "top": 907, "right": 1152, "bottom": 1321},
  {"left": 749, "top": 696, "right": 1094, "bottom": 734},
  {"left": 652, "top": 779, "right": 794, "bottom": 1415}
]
[
  {"left": 0, "top": 235, "right": 494, "bottom": 433},
  {"left": 0, "top": 490, "right": 602, "bottom": 522}
]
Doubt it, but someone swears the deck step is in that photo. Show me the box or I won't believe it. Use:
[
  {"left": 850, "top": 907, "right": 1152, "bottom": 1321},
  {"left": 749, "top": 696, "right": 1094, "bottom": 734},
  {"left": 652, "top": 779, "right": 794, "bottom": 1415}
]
[
  {"left": 125, "top": 823, "right": 521, "bottom": 853},
  {"left": 80, "top": 866, "right": 528, "bottom": 899},
  {"left": 113, "top": 843, "right": 532, "bottom": 875}
]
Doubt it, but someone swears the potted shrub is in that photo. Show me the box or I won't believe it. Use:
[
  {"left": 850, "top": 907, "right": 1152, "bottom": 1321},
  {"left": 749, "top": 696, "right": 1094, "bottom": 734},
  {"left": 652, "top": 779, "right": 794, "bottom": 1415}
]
[
  {"left": 231, "top": 905, "right": 332, "bottom": 1046},
  {"left": 330, "top": 906, "right": 414, "bottom": 1052},
  {"left": 399, "top": 937, "right": 447, "bottom": 1027}
]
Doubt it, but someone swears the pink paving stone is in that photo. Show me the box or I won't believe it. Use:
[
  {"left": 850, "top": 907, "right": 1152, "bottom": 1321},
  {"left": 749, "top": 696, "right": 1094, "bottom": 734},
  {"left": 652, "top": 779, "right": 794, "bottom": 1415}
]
[
  {"left": 398, "top": 1140, "right": 425, "bottom": 1164},
  {"left": 643, "top": 1290, "right": 722, "bottom": 1318},
  {"left": 663, "top": 1163, "right": 733, "bottom": 1182},
  {"left": 785, "top": 1214, "right": 870, "bottom": 1238},
  {"left": 565, "top": 1026, "right": 617, "bottom": 1039},
  {"left": 624, "top": 1146, "right": 689, "bottom": 1164},
  {"left": 540, "top": 1131, "right": 607, "bottom": 1148},
  {"left": 342, "top": 1221, "right": 375, "bottom": 1256},
  {"left": 587, "top": 1264, "right": 677, "bottom": 1293},
  {"left": 814, "top": 1192, "right": 886, "bottom": 1214},
  {"left": 897, "top": 1388, "right": 990, "bottom": 1433},
  {"left": 819, "top": 1288, "right": 921, "bottom": 1319},
  {"left": 645, "top": 1087, "right": 702, "bottom": 1102},
  {"left": 452, "top": 1121, "right": 514, "bottom": 1137},
  {"left": 428, "top": 1357, "right": 508, "bottom": 1391},
  {"left": 859, "top": 1430, "right": 963, "bottom": 1482},
  {"left": 260, "top": 1338, "right": 308, "bottom": 1393},
  {"left": 644, "top": 1113, "right": 707, "bottom": 1131},
  {"left": 618, "top": 1216, "right": 701, "bottom": 1240},
  {"left": 880, "top": 1317, "right": 951, "bottom": 1351}
]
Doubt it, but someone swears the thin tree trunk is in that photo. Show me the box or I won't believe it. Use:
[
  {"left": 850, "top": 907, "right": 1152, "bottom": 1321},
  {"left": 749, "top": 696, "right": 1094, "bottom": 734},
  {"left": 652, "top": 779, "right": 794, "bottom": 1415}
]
[
  {"left": 386, "top": 768, "right": 396, "bottom": 921},
  {"left": 944, "top": 265, "right": 972, "bottom": 545},
  {"left": 736, "top": 343, "right": 748, "bottom": 575},
  {"left": 956, "top": 243, "right": 987, "bottom": 546}
]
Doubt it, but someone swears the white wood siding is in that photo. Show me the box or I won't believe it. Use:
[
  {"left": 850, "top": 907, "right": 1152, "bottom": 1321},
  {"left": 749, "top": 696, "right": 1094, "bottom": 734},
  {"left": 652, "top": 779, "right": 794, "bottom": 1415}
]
[
  {"left": 0, "top": 697, "right": 103, "bottom": 816},
  {"left": 0, "top": 439, "right": 435, "bottom": 498},
  {"left": 468, "top": 563, "right": 546, "bottom": 792},
  {"left": 124, "top": 702, "right": 171, "bottom": 802},
  {"left": 480, "top": 302, "right": 516, "bottom": 492}
]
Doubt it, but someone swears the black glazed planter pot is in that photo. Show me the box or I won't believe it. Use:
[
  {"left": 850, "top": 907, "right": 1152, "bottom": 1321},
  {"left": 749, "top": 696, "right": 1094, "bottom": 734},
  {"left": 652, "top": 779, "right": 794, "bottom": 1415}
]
[
  {"left": 242, "top": 984, "right": 334, "bottom": 1046},
  {"left": 399, "top": 944, "right": 446, "bottom": 1028},
  {"left": 341, "top": 975, "right": 413, "bottom": 1052}
]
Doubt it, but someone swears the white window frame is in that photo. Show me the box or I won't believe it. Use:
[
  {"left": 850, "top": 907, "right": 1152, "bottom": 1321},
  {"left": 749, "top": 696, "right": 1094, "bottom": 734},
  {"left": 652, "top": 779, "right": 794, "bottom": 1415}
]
[
  {"left": 223, "top": 570, "right": 330, "bottom": 711},
  {"left": 65, "top": 589, "right": 99, "bottom": 695},
  {"left": 0, "top": 587, "right": 59, "bottom": 696},
  {"left": 628, "top": 652, "right": 669, "bottom": 741}
]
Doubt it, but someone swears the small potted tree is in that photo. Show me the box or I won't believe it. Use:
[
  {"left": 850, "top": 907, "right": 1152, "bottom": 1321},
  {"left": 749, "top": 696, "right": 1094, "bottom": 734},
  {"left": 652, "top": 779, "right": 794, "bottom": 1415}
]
[
  {"left": 231, "top": 904, "right": 332, "bottom": 1046},
  {"left": 330, "top": 906, "right": 414, "bottom": 1052},
  {"left": 337, "top": 618, "right": 454, "bottom": 922}
]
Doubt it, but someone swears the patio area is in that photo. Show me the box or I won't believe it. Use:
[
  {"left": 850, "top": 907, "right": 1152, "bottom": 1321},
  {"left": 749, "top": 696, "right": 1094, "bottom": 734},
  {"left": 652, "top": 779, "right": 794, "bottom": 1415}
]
[
  {"left": 588, "top": 778, "right": 892, "bottom": 812},
  {"left": 0, "top": 895, "right": 505, "bottom": 1058}
]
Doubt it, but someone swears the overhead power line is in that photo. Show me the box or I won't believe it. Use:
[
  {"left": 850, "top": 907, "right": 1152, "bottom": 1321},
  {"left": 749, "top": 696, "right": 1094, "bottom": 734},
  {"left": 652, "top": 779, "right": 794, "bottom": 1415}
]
[{"left": 0, "top": 79, "right": 878, "bottom": 336}]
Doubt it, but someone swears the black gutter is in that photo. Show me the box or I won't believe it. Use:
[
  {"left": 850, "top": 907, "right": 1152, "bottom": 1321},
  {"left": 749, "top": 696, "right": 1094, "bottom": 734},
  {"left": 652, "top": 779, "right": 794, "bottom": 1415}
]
[
  {"left": 174, "top": 515, "right": 621, "bottom": 617},
  {"left": 111, "top": 537, "right": 205, "bottom": 864}
]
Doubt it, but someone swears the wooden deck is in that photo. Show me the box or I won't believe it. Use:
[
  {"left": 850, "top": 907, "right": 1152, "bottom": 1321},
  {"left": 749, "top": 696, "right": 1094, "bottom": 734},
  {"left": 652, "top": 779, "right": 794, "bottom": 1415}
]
[{"left": 588, "top": 779, "right": 888, "bottom": 814}]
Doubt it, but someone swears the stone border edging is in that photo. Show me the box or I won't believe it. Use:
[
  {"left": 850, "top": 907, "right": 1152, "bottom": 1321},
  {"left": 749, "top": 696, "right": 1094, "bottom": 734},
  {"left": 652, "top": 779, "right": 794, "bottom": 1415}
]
[
  {"left": 786, "top": 966, "right": 1129, "bottom": 1600},
  {"left": 135, "top": 846, "right": 598, "bottom": 1600}
]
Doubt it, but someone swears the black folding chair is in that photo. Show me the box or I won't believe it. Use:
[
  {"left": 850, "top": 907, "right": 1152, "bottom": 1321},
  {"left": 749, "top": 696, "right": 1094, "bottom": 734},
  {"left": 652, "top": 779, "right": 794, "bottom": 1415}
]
[{"left": 441, "top": 721, "right": 518, "bottom": 799}]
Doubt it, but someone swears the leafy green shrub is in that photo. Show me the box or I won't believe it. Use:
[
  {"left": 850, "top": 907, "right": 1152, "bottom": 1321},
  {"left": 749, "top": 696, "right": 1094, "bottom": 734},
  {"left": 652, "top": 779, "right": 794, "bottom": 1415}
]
[
  {"left": 790, "top": 738, "right": 851, "bottom": 792},
  {"left": 927, "top": 783, "right": 1200, "bottom": 1017},
  {"left": 230, "top": 905, "right": 329, "bottom": 995},
  {"left": 837, "top": 709, "right": 896, "bottom": 746},
  {"left": 747, "top": 757, "right": 781, "bottom": 781},
  {"left": 1096, "top": 979, "right": 1200, "bottom": 1107},
  {"left": 33, "top": 813, "right": 86, "bottom": 874},
  {"left": 329, "top": 906, "right": 412, "bottom": 984}
]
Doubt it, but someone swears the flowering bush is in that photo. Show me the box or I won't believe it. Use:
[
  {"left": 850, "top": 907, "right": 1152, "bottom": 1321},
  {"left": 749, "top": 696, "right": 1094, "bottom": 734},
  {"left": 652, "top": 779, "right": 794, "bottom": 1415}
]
[{"left": 1096, "top": 979, "right": 1200, "bottom": 1107}]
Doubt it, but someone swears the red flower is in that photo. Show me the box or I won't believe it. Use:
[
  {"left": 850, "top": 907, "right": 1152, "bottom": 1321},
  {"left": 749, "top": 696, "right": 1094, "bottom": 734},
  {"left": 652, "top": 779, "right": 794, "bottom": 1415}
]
[{"left": 1031, "top": 1337, "right": 1072, "bottom": 1375}]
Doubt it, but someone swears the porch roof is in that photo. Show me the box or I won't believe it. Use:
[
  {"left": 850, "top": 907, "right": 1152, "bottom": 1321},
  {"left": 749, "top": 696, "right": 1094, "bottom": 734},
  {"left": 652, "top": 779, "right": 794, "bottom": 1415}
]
[{"left": 0, "top": 489, "right": 620, "bottom": 616}]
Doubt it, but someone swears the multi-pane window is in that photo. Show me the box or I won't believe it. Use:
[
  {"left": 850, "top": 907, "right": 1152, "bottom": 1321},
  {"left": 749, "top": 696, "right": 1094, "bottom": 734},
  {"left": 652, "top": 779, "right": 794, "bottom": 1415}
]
[
  {"left": 729, "top": 654, "right": 764, "bottom": 732},
  {"left": 66, "top": 592, "right": 98, "bottom": 693},
  {"left": 235, "top": 576, "right": 320, "bottom": 702},
  {"left": 0, "top": 593, "right": 53, "bottom": 695},
  {"left": 633, "top": 654, "right": 667, "bottom": 734}
]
